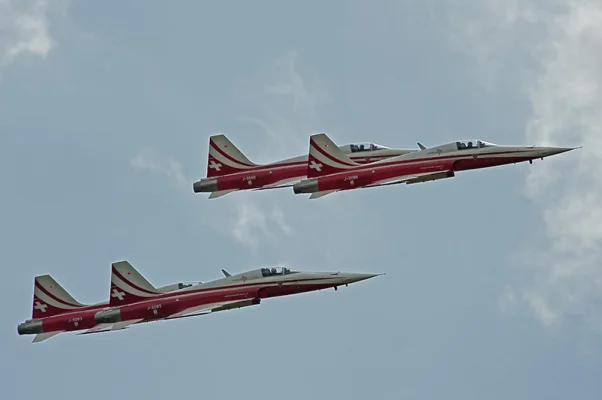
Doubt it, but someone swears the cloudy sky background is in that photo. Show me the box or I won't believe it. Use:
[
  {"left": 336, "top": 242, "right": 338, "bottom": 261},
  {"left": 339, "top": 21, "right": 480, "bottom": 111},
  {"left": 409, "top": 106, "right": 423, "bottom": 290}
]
[{"left": 1, "top": 1, "right": 601, "bottom": 399}]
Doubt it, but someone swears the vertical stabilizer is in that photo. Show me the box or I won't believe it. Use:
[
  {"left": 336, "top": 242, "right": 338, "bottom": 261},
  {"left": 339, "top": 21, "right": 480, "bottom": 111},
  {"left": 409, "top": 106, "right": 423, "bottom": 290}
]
[
  {"left": 32, "top": 275, "right": 86, "bottom": 319},
  {"left": 110, "top": 261, "right": 161, "bottom": 307},
  {"left": 207, "top": 134, "right": 258, "bottom": 178},
  {"left": 307, "top": 133, "right": 360, "bottom": 178}
]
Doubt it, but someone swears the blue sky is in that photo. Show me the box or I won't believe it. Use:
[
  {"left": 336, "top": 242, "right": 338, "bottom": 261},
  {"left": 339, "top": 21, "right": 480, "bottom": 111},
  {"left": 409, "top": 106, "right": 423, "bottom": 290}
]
[{"left": 1, "top": 1, "right": 601, "bottom": 399}]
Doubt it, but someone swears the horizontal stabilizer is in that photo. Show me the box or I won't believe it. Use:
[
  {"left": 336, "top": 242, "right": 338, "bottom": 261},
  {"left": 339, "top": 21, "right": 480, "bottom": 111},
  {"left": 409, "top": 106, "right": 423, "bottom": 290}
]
[
  {"left": 208, "top": 190, "right": 237, "bottom": 199},
  {"left": 33, "top": 331, "right": 62, "bottom": 343},
  {"left": 309, "top": 190, "right": 337, "bottom": 199}
]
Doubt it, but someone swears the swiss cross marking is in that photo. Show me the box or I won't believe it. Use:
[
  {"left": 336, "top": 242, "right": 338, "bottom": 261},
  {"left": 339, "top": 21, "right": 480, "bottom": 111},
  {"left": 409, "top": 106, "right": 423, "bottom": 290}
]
[
  {"left": 34, "top": 301, "right": 48, "bottom": 313},
  {"left": 309, "top": 160, "right": 323, "bottom": 171},
  {"left": 209, "top": 160, "right": 222, "bottom": 171},
  {"left": 111, "top": 288, "right": 125, "bottom": 301}
]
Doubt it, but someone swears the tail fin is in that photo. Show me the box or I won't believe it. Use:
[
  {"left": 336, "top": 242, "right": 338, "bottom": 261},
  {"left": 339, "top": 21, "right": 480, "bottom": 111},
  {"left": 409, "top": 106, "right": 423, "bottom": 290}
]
[
  {"left": 207, "top": 134, "right": 258, "bottom": 178},
  {"left": 307, "top": 133, "right": 360, "bottom": 178},
  {"left": 110, "top": 261, "right": 161, "bottom": 307},
  {"left": 32, "top": 275, "right": 86, "bottom": 319}
]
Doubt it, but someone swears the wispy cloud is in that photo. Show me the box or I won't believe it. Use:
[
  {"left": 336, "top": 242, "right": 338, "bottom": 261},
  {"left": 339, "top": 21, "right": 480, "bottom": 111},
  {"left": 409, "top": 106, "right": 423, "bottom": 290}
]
[
  {"left": 522, "top": 0, "right": 602, "bottom": 332},
  {"left": 0, "top": 0, "right": 59, "bottom": 67},
  {"left": 221, "top": 52, "right": 330, "bottom": 248},
  {"left": 233, "top": 51, "right": 331, "bottom": 160},
  {"left": 230, "top": 201, "right": 294, "bottom": 249},
  {"left": 130, "top": 147, "right": 189, "bottom": 189},
  {"left": 448, "top": 0, "right": 602, "bottom": 332},
  {"left": 129, "top": 52, "right": 329, "bottom": 251}
]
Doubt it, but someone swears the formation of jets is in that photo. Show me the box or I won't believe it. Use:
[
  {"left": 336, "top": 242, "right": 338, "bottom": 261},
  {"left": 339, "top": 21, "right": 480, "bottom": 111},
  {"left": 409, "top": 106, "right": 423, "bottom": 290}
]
[
  {"left": 18, "top": 261, "right": 379, "bottom": 342},
  {"left": 193, "top": 133, "right": 577, "bottom": 199},
  {"left": 19, "top": 131, "right": 578, "bottom": 343}
]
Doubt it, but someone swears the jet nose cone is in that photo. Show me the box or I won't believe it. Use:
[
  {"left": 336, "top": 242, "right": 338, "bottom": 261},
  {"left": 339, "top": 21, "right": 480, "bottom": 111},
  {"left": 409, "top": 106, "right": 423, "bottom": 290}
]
[
  {"left": 345, "top": 273, "right": 383, "bottom": 284},
  {"left": 542, "top": 146, "right": 580, "bottom": 157}
]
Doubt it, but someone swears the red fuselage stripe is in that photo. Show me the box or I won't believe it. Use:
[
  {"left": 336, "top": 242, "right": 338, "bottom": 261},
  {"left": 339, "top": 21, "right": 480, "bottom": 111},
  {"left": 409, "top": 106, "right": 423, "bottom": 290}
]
[{"left": 349, "top": 149, "right": 536, "bottom": 171}]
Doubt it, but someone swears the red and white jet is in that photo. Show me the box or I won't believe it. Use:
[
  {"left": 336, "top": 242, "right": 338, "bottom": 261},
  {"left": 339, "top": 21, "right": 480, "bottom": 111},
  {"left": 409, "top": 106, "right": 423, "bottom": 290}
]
[
  {"left": 16, "top": 268, "right": 191, "bottom": 342},
  {"left": 293, "top": 133, "right": 579, "bottom": 198},
  {"left": 192, "top": 134, "right": 416, "bottom": 198},
  {"left": 17, "top": 261, "right": 380, "bottom": 342}
]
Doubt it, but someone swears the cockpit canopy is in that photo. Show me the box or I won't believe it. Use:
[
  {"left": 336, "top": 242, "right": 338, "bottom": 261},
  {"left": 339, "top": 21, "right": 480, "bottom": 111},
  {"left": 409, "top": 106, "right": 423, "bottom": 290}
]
[
  {"left": 261, "top": 267, "right": 297, "bottom": 277},
  {"left": 349, "top": 142, "right": 389, "bottom": 153},
  {"left": 455, "top": 140, "right": 496, "bottom": 150}
]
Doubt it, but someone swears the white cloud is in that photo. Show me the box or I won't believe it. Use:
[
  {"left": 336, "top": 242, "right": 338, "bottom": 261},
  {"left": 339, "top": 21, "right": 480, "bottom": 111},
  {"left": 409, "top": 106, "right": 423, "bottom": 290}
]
[
  {"left": 220, "top": 52, "right": 331, "bottom": 248},
  {"left": 230, "top": 201, "right": 294, "bottom": 249},
  {"left": 0, "top": 0, "right": 59, "bottom": 67},
  {"left": 234, "top": 51, "right": 331, "bottom": 161},
  {"left": 130, "top": 148, "right": 189, "bottom": 188},
  {"left": 130, "top": 52, "right": 328, "bottom": 251},
  {"left": 523, "top": 0, "right": 602, "bottom": 332},
  {"left": 450, "top": 0, "right": 602, "bottom": 332}
]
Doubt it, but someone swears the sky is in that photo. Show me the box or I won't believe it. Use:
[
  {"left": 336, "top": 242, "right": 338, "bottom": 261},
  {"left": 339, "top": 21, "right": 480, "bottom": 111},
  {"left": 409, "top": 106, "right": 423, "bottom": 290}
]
[{"left": 1, "top": 0, "right": 601, "bottom": 399}]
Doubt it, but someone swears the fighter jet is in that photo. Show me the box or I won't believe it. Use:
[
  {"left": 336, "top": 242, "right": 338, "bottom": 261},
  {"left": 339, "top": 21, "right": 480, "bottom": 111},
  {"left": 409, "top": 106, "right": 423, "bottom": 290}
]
[
  {"left": 293, "top": 133, "right": 579, "bottom": 198},
  {"left": 17, "top": 268, "right": 193, "bottom": 343},
  {"left": 17, "top": 261, "right": 380, "bottom": 342},
  {"left": 192, "top": 133, "right": 416, "bottom": 198}
]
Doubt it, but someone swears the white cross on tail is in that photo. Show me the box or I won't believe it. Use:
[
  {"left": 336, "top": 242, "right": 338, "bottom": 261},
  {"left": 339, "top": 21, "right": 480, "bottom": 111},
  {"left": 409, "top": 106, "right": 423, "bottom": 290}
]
[
  {"left": 209, "top": 160, "right": 222, "bottom": 171},
  {"left": 111, "top": 288, "right": 125, "bottom": 301},
  {"left": 34, "top": 301, "right": 48, "bottom": 312},
  {"left": 309, "top": 160, "right": 323, "bottom": 171}
]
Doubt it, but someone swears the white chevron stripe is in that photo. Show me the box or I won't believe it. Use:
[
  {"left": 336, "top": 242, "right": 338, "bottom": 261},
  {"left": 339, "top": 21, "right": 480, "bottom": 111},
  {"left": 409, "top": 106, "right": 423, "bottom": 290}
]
[
  {"left": 209, "top": 148, "right": 255, "bottom": 170},
  {"left": 34, "top": 287, "right": 81, "bottom": 310},
  {"left": 111, "top": 274, "right": 159, "bottom": 298}
]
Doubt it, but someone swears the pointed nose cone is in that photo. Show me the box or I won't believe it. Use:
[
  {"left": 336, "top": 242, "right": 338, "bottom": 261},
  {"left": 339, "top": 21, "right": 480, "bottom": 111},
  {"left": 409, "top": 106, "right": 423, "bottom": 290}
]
[
  {"left": 345, "top": 273, "right": 383, "bottom": 284},
  {"left": 540, "top": 146, "right": 580, "bottom": 157}
]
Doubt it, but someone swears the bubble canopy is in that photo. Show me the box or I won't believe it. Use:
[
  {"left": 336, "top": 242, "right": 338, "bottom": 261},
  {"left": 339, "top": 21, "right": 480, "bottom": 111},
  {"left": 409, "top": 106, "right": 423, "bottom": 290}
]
[
  {"left": 260, "top": 267, "right": 297, "bottom": 277},
  {"left": 349, "top": 143, "right": 389, "bottom": 152},
  {"left": 455, "top": 140, "right": 497, "bottom": 150}
]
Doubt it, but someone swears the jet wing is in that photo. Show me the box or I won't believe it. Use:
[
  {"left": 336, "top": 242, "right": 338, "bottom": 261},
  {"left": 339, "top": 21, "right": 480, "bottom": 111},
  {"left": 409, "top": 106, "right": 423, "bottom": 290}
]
[
  {"left": 165, "top": 298, "right": 260, "bottom": 320},
  {"left": 364, "top": 170, "right": 455, "bottom": 188},
  {"left": 78, "top": 319, "right": 144, "bottom": 335}
]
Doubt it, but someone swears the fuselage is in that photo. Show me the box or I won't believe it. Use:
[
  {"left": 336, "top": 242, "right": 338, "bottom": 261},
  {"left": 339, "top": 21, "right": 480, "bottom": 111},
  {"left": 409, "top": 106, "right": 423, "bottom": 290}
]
[
  {"left": 294, "top": 140, "right": 576, "bottom": 193},
  {"left": 96, "top": 269, "right": 374, "bottom": 324},
  {"left": 18, "top": 268, "right": 377, "bottom": 337},
  {"left": 17, "top": 303, "right": 108, "bottom": 336},
  {"left": 194, "top": 146, "right": 416, "bottom": 193}
]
